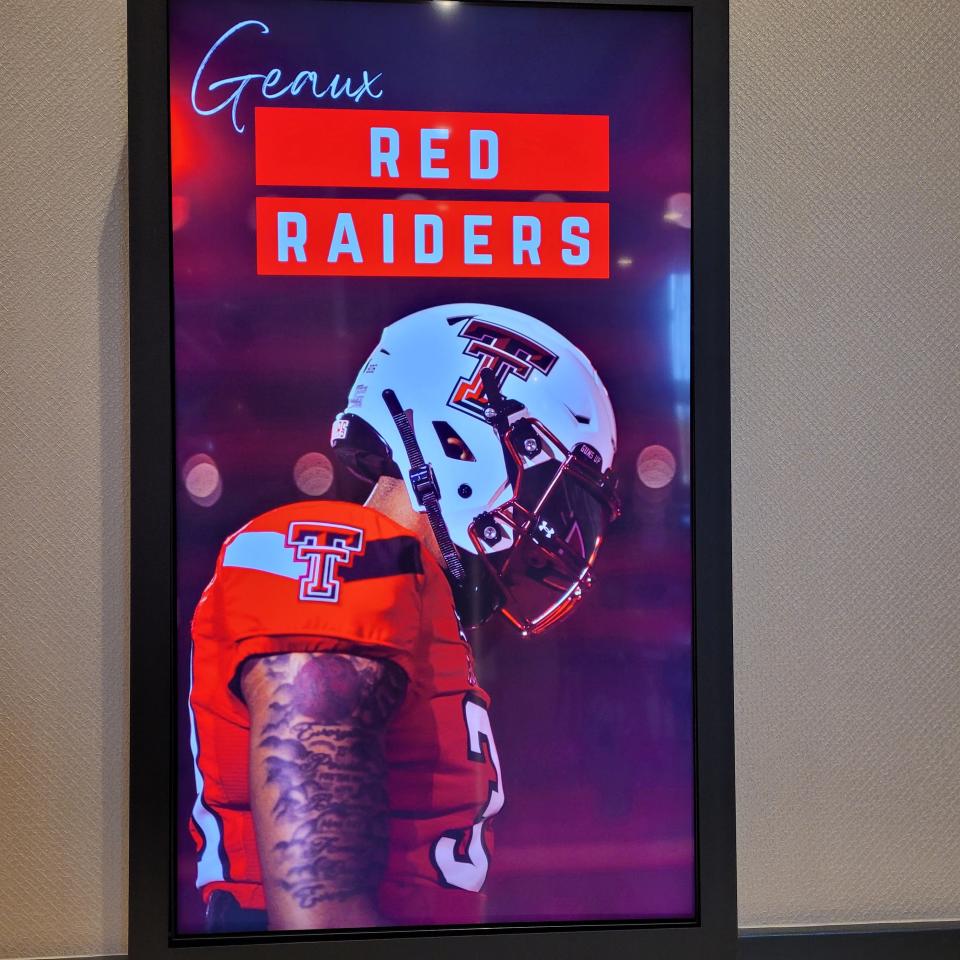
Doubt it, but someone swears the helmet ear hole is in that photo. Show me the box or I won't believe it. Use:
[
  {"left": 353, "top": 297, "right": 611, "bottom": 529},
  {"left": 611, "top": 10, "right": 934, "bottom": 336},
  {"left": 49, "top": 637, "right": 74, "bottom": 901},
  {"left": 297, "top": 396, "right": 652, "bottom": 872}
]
[{"left": 432, "top": 421, "right": 477, "bottom": 462}]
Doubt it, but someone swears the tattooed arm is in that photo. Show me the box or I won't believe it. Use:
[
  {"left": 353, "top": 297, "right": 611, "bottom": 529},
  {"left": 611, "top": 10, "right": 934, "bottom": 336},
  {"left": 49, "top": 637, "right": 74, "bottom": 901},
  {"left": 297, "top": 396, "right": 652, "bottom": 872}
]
[{"left": 241, "top": 650, "right": 408, "bottom": 930}]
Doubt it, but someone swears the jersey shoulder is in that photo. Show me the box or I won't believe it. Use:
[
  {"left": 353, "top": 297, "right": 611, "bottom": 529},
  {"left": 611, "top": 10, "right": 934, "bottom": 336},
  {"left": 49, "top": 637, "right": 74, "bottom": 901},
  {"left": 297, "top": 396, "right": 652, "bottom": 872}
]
[
  {"left": 193, "top": 501, "right": 428, "bottom": 658},
  {"left": 229, "top": 499, "right": 416, "bottom": 542},
  {"left": 218, "top": 499, "right": 426, "bottom": 581}
]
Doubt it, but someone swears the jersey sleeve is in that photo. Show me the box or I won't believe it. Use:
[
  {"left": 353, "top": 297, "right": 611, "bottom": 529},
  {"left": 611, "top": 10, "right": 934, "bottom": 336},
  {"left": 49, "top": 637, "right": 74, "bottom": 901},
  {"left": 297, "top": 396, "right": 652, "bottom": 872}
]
[{"left": 191, "top": 501, "right": 425, "bottom": 692}]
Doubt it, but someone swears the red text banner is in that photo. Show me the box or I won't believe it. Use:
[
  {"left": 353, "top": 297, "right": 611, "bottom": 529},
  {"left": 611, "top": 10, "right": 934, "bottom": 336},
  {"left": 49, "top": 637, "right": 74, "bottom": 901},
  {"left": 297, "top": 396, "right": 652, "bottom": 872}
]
[
  {"left": 255, "top": 108, "right": 609, "bottom": 192},
  {"left": 256, "top": 197, "right": 609, "bottom": 279}
]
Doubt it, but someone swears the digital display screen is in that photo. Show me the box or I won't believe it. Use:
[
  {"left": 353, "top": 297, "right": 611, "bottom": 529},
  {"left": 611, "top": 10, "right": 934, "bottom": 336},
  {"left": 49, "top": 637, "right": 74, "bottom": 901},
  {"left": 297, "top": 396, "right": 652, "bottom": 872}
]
[{"left": 170, "top": 0, "right": 694, "bottom": 936}]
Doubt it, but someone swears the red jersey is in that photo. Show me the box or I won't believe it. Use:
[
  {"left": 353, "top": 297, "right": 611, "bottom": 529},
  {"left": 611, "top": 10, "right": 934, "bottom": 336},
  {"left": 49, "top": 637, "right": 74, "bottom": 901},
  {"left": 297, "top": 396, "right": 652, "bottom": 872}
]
[{"left": 189, "top": 500, "right": 503, "bottom": 927}]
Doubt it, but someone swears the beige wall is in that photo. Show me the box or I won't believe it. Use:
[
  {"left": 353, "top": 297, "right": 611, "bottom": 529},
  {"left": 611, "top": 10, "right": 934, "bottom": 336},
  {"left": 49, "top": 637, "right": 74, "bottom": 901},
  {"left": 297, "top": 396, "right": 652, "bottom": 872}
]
[
  {"left": 1, "top": 1, "right": 129, "bottom": 957},
  {"left": 731, "top": 0, "right": 960, "bottom": 928},
  {"left": 0, "top": 0, "right": 957, "bottom": 956}
]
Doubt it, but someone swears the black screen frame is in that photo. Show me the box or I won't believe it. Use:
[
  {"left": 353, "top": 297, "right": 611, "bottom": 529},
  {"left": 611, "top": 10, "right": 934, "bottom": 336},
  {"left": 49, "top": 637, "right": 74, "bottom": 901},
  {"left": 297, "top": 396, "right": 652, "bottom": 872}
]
[{"left": 127, "top": 0, "right": 735, "bottom": 957}]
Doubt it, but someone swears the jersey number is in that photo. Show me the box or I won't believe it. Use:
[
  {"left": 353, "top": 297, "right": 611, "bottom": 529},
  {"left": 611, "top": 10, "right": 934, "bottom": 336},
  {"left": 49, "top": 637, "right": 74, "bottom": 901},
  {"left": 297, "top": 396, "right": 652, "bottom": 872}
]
[{"left": 432, "top": 696, "right": 504, "bottom": 892}]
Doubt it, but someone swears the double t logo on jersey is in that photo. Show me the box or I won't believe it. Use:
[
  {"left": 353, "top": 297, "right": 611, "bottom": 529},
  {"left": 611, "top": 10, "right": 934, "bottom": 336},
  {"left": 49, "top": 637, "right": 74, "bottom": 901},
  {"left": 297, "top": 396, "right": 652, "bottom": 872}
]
[
  {"left": 285, "top": 521, "right": 365, "bottom": 603},
  {"left": 448, "top": 317, "right": 559, "bottom": 420}
]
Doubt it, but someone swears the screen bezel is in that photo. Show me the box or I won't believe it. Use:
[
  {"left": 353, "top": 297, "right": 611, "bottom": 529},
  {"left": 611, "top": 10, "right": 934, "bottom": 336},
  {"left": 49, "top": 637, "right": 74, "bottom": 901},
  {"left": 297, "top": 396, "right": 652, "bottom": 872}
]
[{"left": 127, "top": 0, "right": 734, "bottom": 956}]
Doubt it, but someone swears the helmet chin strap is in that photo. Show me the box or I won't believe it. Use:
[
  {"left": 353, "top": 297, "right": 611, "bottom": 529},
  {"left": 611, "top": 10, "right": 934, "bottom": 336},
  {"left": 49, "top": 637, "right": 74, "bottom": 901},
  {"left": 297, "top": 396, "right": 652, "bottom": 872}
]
[{"left": 382, "top": 388, "right": 466, "bottom": 584}]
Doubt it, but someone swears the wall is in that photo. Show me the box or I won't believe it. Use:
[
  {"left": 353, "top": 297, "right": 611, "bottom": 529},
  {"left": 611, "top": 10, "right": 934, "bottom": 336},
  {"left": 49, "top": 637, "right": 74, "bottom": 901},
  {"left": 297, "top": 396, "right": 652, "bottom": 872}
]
[
  {"left": 1, "top": 1, "right": 129, "bottom": 958},
  {"left": 731, "top": 0, "right": 960, "bottom": 928},
  {"left": 0, "top": 0, "right": 957, "bottom": 956}
]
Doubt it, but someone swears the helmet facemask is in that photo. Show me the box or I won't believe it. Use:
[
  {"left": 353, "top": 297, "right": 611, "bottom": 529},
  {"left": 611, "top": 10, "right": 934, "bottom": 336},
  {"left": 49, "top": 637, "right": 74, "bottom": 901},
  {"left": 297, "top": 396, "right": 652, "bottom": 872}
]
[{"left": 466, "top": 372, "right": 620, "bottom": 635}]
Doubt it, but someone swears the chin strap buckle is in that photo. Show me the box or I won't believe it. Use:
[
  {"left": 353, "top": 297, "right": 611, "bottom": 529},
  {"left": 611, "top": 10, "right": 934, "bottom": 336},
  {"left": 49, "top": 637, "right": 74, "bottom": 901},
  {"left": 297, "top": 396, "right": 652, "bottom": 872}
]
[{"left": 409, "top": 463, "right": 441, "bottom": 507}]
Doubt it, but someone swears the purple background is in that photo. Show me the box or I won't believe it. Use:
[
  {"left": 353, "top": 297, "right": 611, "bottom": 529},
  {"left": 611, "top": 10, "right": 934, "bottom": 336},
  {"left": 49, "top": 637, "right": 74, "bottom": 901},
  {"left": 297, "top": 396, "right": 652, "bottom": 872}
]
[{"left": 170, "top": 0, "right": 693, "bottom": 933}]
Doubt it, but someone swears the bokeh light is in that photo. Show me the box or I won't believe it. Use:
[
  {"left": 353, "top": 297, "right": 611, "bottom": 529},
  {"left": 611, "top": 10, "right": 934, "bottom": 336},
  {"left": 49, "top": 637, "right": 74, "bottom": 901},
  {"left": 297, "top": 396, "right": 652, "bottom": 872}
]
[
  {"left": 182, "top": 453, "right": 222, "bottom": 507},
  {"left": 636, "top": 444, "right": 677, "bottom": 489},
  {"left": 293, "top": 451, "right": 335, "bottom": 497},
  {"left": 663, "top": 192, "right": 691, "bottom": 229}
]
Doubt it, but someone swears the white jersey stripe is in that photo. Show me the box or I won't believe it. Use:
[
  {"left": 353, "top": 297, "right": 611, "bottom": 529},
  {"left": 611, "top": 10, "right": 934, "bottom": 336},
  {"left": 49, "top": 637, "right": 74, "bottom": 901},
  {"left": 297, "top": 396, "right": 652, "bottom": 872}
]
[
  {"left": 222, "top": 531, "right": 307, "bottom": 580},
  {"left": 188, "top": 656, "right": 227, "bottom": 888}
]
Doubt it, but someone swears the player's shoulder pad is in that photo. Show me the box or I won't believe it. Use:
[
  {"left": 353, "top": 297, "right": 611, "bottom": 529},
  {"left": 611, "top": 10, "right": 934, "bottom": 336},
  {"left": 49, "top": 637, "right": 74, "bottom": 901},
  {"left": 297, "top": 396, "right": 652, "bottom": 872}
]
[
  {"left": 216, "top": 499, "right": 425, "bottom": 584},
  {"left": 194, "top": 501, "right": 427, "bottom": 666}
]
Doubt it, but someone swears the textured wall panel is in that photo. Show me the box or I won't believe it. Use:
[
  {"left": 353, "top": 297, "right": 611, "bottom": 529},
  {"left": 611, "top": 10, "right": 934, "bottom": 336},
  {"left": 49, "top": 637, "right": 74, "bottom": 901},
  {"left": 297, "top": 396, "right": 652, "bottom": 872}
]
[
  {"left": 0, "top": 1, "right": 128, "bottom": 957},
  {"left": 2, "top": 0, "right": 960, "bottom": 956},
  {"left": 731, "top": 0, "right": 960, "bottom": 930}
]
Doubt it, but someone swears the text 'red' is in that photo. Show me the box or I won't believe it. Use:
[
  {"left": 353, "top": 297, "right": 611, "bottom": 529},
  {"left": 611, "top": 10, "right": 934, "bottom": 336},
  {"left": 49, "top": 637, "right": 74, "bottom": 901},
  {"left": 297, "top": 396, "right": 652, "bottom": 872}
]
[{"left": 255, "top": 108, "right": 609, "bottom": 192}]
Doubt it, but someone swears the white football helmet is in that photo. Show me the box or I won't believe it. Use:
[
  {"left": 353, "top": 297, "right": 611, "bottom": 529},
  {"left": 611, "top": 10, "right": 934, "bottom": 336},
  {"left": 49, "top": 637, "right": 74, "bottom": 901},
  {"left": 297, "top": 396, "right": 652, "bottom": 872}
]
[{"left": 331, "top": 303, "right": 619, "bottom": 635}]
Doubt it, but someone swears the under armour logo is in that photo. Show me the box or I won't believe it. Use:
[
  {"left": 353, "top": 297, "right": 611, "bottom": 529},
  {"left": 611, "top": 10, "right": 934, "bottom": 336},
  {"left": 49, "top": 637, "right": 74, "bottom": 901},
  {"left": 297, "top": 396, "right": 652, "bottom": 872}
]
[
  {"left": 285, "top": 521, "right": 365, "bottom": 603},
  {"left": 448, "top": 317, "right": 559, "bottom": 420},
  {"left": 538, "top": 520, "right": 556, "bottom": 538}
]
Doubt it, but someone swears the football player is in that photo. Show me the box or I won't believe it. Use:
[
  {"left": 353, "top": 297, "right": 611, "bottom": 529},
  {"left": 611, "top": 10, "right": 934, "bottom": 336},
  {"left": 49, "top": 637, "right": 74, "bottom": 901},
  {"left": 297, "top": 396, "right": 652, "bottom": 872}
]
[{"left": 188, "top": 303, "right": 619, "bottom": 933}]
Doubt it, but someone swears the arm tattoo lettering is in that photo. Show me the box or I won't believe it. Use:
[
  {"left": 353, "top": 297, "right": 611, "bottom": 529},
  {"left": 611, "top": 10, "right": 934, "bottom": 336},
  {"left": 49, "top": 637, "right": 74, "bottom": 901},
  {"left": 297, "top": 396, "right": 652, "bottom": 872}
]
[{"left": 243, "top": 652, "right": 407, "bottom": 912}]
